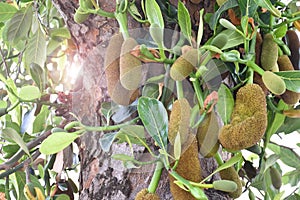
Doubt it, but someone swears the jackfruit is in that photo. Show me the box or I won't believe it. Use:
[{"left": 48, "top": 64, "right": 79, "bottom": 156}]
[
  {"left": 170, "top": 49, "right": 198, "bottom": 81},
  {"left": 255, "top": 32, "right": 263, "bottom": 65},
  {"left": 261, "top": 34, "right": 278, "bottom": 70},
  {"left": 285, "top": 30, "right": 299, "bottom": 70},
  {"left": 219, "top": 84, "right": 267, "bottom": 151},
  {"left": 277, "top": 55, "right": 300, "bottom": 104},
  {"left": 262, "top": 71, "right": 286, "bottom": 95},
  {"left": 213, "top": 180, "right": 237, "bottom": 193},
  {"left": 168, "top": 98, "right": 191, "bottom": 145},
  {"left": 135, "top": 189, "right": 160, "bottom": 200},
  {"left": 197, "top": 111, "right": 220, "bottom": 158},
  {"left": 120, "top": 37, "right": 142, "bottom": 90},
  {"left": 270, "top": 167, "right": 282, "bottom": 190},
  {"left": 104, "top": 34, "right": 138, "bottom": 105},
  {"left": 219, "top": 166, "right": 242, "bottom": 199},
  {"left": 169, "top": 136, "right": 202, "bottom": 200}
]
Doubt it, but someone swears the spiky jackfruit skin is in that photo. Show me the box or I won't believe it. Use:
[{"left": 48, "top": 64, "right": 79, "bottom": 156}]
[
  {"left": 170, "top": 49, "right": 198, "bottom": 81},
  {"left": 285, "top": 30, "right": 300, "bottom": 70},
  {"left": 197, "top": 111, "right": 220, "bottom": 158},
  {"left": 135, "top": 189, "right": 160, "bottom": 200},
  {"left": 168, "top": 98, "right": 191, "bottom": 145},
  {"left": 277, "top": 55, "right": 300, "bottom": 104},
  {"left": 120, "top": 37, "right": 142, "bottom": 90},
  {"left": 261, "top": 34, "right": 278, "bottom": 70},
  {"left": 219, "top": 84, "right": 267, "bottom": 151},
  {"left": 219, "top": 166, "right": 242, "bottom": 198},
  {"left": 104, "top": 34, "right": 138, "bottom": 105},
  {"left": 169, "top": 137, "right": 202, "bottom": 200}
]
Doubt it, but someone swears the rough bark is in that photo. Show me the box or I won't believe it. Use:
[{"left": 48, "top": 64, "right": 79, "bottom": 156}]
[{"left": 51, "top": 0, "right": 230, "bottom": 199}]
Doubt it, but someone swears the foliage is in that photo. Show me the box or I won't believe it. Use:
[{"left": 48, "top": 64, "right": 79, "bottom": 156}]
[{"left": 0, "top": 0, "right": 300, "bottom": 199}]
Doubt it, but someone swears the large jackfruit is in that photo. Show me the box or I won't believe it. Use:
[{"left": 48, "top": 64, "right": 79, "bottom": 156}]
[
  {"left": 135, "top": 189, "right": 160, "bottom": 200},
  {"left": 219, "top": 84, "right": 267, "bottom": 151},
  {"left": 261, "top": 33, "right": 278, "bottom": 71},
  {"left": 169, "top": 137, "right": 202, "bottom": 200}
]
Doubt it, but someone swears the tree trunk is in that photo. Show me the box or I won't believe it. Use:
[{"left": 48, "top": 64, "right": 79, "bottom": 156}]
[{"left": 52, "top": 0, "right": 230, "bottom": 199}]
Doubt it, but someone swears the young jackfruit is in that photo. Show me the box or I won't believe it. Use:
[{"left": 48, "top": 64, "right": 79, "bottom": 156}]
[
  {"left": 277, "top": 55, "right": 300, "bottom": 104},
  {"left": 285, "top": 30, "right": 300, "bottom": 70},
  {"left": 170, "top": 49, "right": 198, "bottom": 81},
  {"left": 219, "top": 84, "right": 267, "bottom": 151},
  {"left": 270, "top": 167, "right": 282, "bottom": 190},
  {"left": 197, "top": 111, "right": 220, "bottom": 158},
  {"left": 120, "top": 37, "right": 142, "bottom": 90},
  {"left": 219, "top": 166, "right": 243, "bottom": 199},
  {"left": 169, "top": 137, "right": 202, "bottom": 200},
  {"left": 255, "top": 32, "right": 263, "bottom": 65},
  {"left": 135, "top": 189, "right": 160, "bottom": 200},
  {"left": 168, "top": 98, "right": 191, "bottom": 145},
  {"left": 261, "top": 33, "right": 278, "bottom": 71},
  {"left": 104, "top": 34, "right": 138, "bottom": 105}
]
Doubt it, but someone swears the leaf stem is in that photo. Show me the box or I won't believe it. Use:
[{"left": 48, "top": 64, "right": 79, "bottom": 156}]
[
  {"left": 190, "top": 75, "right": 204, "bottom": 108},
  {"left": 148, "top": 161, "right": 163, "bottom": 193}
]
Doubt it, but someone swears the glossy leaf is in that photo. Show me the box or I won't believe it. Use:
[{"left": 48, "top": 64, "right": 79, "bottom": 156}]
[
  {"left": 33, "top": 105, "right": 50, "bottom": 133},
  {"left": 1, "top": 127, "right": 30, "bottom": 156},
  {"left": 217, "top": 84, "right": 234, "bottom": 124},
  {"left": 142, "top": 83, "right": 159, "bottom": 98},
  {"left": 25, "top": 27, "right": 47, "bottom": 68},
  {"left": 209, "top": 0, "right": 238, "bottom": 31},
  {"left": 0, "top": 2, "right": 18, "bottom": 22},
  {"left": 274, "top": 71, "right": 300, "bottom": 93},
  {"left": 18, "top": 85, "right": 41, "bottom": 101},
  {"left": 221, "top": 29, "right": 244, "bottom": 50},
  {"left": 254, "top": 0, "right": 281, "bottom": 17},
  {"left": 282, "top": 169, "right": 300, "bottom": 187},
  {"left": 30, "top": 63, "right": 46, "bottom": 91},
  {"left": 50, "top": 27, "right": 71, "bottom": 39},
  {"left": 145, "top": 0, "right": 164, "bottom": 29},
  {"left": 137, "top": 97, "right": 168, "bottom": 149},
  {"left": 263, "top": 154, "right": 280, "bottom": 173},
  {"left": 274, "top": 25, "right": 287, "bottom": 38},
  {"left": 238, "top": 0, "right": 257, "bottom": 17},
  {"left": 201, "top": 152, "right": 242, "bottom": 183},
  {"left": 178, "top": 1, "right": 191, "bottom": 43},
  {"left": 40, "top": 132, "right": 79, "bottom": 155},
  {"left": 5, "top": 6, "right": 32, "bottom": 43},
  {"left": 268, "top": 143, "right": 300, "bottom": 168}
]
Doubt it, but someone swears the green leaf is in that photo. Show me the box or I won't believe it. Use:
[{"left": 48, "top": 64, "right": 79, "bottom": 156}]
[
  {"left": 55, "top": 194, "right": 70, "bottom": 200},
  {"left": 30, "top": 63, "right": 46, "bottom": 91},
  {"left": 274, "top": 71, "right": 300, "bottom": 93},
  {"left": 277, "top": 105, "right": 300, "bottom": 134},
  {"left": 268, "top": 143, "right": 300, "bottom": 168},
  {"left": 145, "top": 0, "right": 164, "bottom": 29},
  {"left": 137, "top": 97, "right": 168, "bottom": 149},
  {"left": 266, "top": 100, "right": 288, "bottom": 142},
  {"left": 18, "top": 85, "right": 41, "bottom": 101},
  {"left": 99, "top": 132, "right": 117, "bottom": 152},
  {"left": 197, "top": 9, "right": 204, "bottom": 48},
  {"left": 5, "top": 6, "right": 32, "bottom": 43},
  {"left": 1, "top": 127, "right": 30, "bottom": 156},
  {"left": 50, "top": 27, "right": 71, "bottom": 39},
  {"left": 282, "top": 169, "right": 300, "bottom": 187},
  {"left": 217, "top": 84, "right": 234, "bottom": 124},
  {"left": 178, "top": 1, "right": 191, "bottom": 43},
  {"left": 117, "top": 125, "right": 146, "bottom": 146},
  {"left": 25, "top": 27, "right": 46, "bottom": 68},
  {"left": 221, "top": 29, "right": 244, "bottom": 50},
  {"left": 112, "top": 154, "right": 135, "bottom": 161},
  {"left": 254, "top": 0, "right": 281, "bottom": 17},
  {"left": 274, "top": 25, "right": 287, "bottom": 38},
  {"left": 0, "top": 2, "right": 18, "bottom": 22},
  {"left": 274, "top": 192, "right": 285, "bottom": 200},
  {"left": 33, "top": 105, "right": 50, "bottom": 133},
  {"left": 263, "top": 154, "right": 280, "bottom": 173},
  {"left": 238, "top": 0, "right": 258, "bottom": 17},
  {"left": 209, "top": 0, "right": 238, "bottom": 31},
  {"left": 201, "top": 152, "right": 242, "bottom": 183},
  {"left": 142, "top": 83, "right": 159, "bottom": 98},
  {"left": 40, "top": 132, "right": 79, "bottom": 155}
]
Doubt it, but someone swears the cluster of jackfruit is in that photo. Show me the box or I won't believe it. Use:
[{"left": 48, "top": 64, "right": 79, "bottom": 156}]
[
  {"left": 104, "top": 34, "right": 141, "bottom": 105},
  {"left": 219, "top": 84, "right": 267, "bottom": 151},
  {"left": 135, "top": 189, "right": 160, "bottom": 200}
]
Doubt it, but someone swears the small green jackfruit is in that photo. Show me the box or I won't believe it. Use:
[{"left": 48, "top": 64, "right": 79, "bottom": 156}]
[
  {"left": 270, "top": 167, "right": 282, "bottom": 190},
  {"left": 219, "top": 166, "right": 242, "bottom": 198},
  {"left": 219, "top": 84, "right": 267, "bottom": 151},
  {"left": 135, "top": 189, "right": 160, "bottom": 200},
  {"left": 104, "top": 34, "right": 138, "bottom": 105},
  {"left": 211, "top": 33, "right": 228, "bottom": 49},
  {"left": 262, "top": 71, "right": 286, "bottom": 95},
  {"left": 168, "top": 98, "right": 191, "bottom": 145},
  {"left": 169, "top": 137, "right": 202, "bottom": 200},
  {"left": 261, "top": 33, "right": 278, "bottom": 70},
  {"left": 74, "top": 0, "right": 93, "bottom": 24},
  {"left": 213, "top": 180, "right": 237, "bottom": 193},
  {"left": 170, "top": 49, "right": 198, "bottom": 81},
  {"left": 285, "top": 30, "right": 300, "bottom": 70},
  {"left": 197, "top": 111, "right": 220, "bottom": 158},
  {"left": 277, "top": 55, "right": 300, "bottom": 104},
  {"left": 120, "top": 37, "right": 142, "bottom": 90}
]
